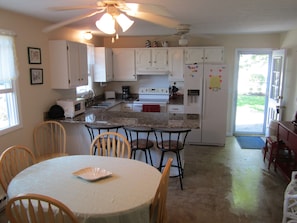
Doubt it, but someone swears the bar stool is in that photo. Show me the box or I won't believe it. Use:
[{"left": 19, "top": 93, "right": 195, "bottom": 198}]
[
  {"left": 85, "top": 124, "right": 123, "bottom": 155},
  {"left": 154, "top": 128, "right": 191, "bottom": 190},
  {"left": 124, "top": 126, "right": 154, "bottom": 165}
]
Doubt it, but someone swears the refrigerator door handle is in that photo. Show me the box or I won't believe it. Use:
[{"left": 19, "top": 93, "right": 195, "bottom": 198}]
[{"left": 202, "top": 76, "right": 206, "bottom": 119}]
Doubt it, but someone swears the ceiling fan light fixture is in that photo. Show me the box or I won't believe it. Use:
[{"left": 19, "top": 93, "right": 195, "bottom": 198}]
[
  {"left": 115, "top": 13, "right": 134, "bottom": 32},
  {"left": 83, "top": 31, "right": 93, "bottom": 40},
  {"left": 96, "top": 13, "right": 116, "bottom": 34}
]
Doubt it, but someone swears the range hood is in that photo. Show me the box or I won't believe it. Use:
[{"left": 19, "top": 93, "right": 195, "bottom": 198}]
[{"left": 136, "top": 70, "right": 170, "bottom": 75}]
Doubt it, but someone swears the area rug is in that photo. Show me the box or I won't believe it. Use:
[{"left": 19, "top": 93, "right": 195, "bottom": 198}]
[{"left": 236, "top": 136, "right": 265, "bottom": 149}]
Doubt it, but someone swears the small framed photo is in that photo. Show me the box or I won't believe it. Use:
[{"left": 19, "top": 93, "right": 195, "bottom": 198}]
[
  {"left": 30, "top": 68, "right": 43, "bottom": 85},
  {"left": 28, "top": 47, "right": 41, "bottom": 64}
]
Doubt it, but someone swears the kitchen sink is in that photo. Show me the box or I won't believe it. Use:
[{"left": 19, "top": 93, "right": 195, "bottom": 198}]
[{"left": 91, "top": 102, "right": 112, "bottom": 108}]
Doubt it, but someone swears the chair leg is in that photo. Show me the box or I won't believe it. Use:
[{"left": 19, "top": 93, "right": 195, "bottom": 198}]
[
  {"left": 176, "top": 151, "right": 183, "bottom": 190},
  {"left": 148, "top": 149, "right": 153, "bottom": 166},
  {"left": 176, "top": 151, "right": 183, "bottom": 178},
  {"left": 144, "top": 150, "right": 148, "bottom": 164}
]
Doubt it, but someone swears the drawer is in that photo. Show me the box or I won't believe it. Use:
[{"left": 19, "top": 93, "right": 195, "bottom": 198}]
[
  {"left": 278, "top": 124, "right": 289, "bottom": 143},
  {"left": 287, "top": 131, "right": 297, "bottom": 149},
  {"left": 168, "top": 105, "right": 184, "bottom": 114}
]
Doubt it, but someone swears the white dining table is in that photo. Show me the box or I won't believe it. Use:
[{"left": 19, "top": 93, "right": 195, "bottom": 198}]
[{"left": 7, "top": 155, "right": 161, "bottom": 223}]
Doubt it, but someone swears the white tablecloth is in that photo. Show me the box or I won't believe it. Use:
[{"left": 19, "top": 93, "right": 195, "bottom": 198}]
[{"left": 7, "top": 155, "right": 161, "bottom": 223}]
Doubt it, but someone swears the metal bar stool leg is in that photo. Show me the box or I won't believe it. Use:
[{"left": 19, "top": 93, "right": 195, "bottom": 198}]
[{"left": 159, "top": 151, "right": 165, "bottom": 172}]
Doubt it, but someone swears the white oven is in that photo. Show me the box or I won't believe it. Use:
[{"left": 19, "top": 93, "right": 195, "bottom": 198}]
[{"left": 133, "top": 88, "right": 169, "bottom": 112}]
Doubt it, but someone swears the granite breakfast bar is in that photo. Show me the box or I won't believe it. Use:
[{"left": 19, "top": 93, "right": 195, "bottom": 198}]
[
  {"left": 66, "top": 107, "right": 200, "bottom": 129},
  {"left": 59, "top": 104, "right": 200, "bottom": 170}
]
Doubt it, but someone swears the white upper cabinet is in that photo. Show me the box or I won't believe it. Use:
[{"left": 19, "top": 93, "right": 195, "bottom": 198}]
[
  {"left": 168, "top": 48, "right": 184, "bottom": 81},
  {"left": 184, "top": 47, "right": 224, "bottom": 64},
  {"left": 49, "top": 40, "right": 88, "bottom": 89},
  {"left": 135, "top": 48, "right": 169, "bottom": 74},
  {"left": 93, "top": 47, "right": 113, "bottom": 82},
  {"left": 112, "top": 48, "right": 136, "bottom": 81}
]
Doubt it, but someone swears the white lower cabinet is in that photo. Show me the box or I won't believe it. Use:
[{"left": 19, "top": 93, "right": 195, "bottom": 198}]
[{"left": 167, "top": 105, "right": 184, "bottom": 114}]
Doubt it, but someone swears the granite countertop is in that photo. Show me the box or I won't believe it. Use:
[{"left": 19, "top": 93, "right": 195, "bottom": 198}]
[{"left": 60, "top": 106, "right": 199, "bottom": 129}]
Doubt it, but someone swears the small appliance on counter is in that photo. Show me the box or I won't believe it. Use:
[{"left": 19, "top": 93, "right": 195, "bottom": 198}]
[
  {"left": 122, "top": 86, "right": 130, "bottom": 100},
  {"left": 56, "top": 98, "right": 85, "bottom": 118},
  {"left": 105, "top": 91, "right": 116, "bottom": 100}
]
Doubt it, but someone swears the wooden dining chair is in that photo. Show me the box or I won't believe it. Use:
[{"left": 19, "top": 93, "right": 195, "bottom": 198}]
[
  {"left": 150, "top": 158, "right": 173, "bottom": 223},
  {"left": 33, "top": 120, "right": 67, "bottom": 162},
  {"left": 6, "top": 193, "right": 79, "bottom": 223},
  {"left": 90, "top": 131, "right": 131, "bottom": 158},
  {"left": 0, "top": 145, "right": 35, "bottom": 192}
]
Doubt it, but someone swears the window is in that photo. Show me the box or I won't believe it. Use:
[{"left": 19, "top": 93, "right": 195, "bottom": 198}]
[{"left": 0, "top": 31, "right": 21, "bottom": 135}]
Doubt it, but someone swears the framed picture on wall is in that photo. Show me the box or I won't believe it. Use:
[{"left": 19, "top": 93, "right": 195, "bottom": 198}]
[
  {"left": 30, "top": 68, "right": 43, "bottom": 85},
  {"left": 28, "top": 47, "right": 41, "bottom": 64}
]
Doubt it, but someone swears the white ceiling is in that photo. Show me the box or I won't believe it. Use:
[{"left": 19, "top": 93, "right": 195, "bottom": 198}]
[{"left": 1, "top": 0, "right": 297, "bottom": 37}]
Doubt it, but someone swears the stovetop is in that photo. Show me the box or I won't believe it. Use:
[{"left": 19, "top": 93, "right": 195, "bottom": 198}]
[
  {"left": 138, "top": 87, "right": 169, "bottom": 95},
  {"left": 137, "top": 87, "right": 169, "bottom": 102}
]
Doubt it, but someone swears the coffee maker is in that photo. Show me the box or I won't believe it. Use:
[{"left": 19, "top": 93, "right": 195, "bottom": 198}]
[{"left": 122, "top": 86, "right": 130, "bottom": 100}]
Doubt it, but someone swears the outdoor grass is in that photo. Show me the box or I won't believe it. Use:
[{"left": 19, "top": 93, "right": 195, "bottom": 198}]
[{"left": 237, "top": 94, "right": 265, "bottom": 112}]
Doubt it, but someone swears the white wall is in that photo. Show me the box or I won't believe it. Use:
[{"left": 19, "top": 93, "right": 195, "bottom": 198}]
[
  {"left": 280, "top": 30, "right": 297, "bottom": 120},
  {"left": 0, "top": 9, "right": 101, "bottom": 152}
]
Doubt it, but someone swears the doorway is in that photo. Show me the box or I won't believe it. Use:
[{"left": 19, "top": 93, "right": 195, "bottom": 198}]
[{"left": 234, "top": 50, "right": 271, "bottom": 135}]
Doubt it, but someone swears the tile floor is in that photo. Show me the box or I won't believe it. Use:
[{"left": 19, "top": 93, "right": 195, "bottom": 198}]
[{"left": 0, "top": 136, "right": 289, "bottom": 222}]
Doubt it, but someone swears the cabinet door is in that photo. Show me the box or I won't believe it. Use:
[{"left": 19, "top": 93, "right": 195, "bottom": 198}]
[
  {"left": 113, "top": 48, "right": 136, "bottom": 81},
  {"left": 68, "top": 42, "right": 88, "bottom": 87},
  {"left": 168, "top": 48, "right": 184, "bottom": 81},
  {"left": 78, "top": 43, "right": 88, "bottom": 86},
  {"left": 184, "top": 48, "right": 204, "bottom": 64},
  {"left": 204, "top": 47, "right": 224, "bottom": 63},
  {"left": 168, "top": 105, "right": 184, "bottom": 113},
  {"left": 93, "top": 47, "right": 113, "bottom": 82},
  {"left": 49, "top": 40, "right": 88, "bottom": 89},
  {"left": 135, "top": 49, "right": 151, "bottom": 71},
  {"left": 67, "top": 41, "right": 81, "bottom": 88},
  {"left": 152, "top": 49, "right": 168, "bottom": 70}
]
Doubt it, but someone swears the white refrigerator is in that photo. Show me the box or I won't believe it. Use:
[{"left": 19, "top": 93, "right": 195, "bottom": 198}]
[{"left": 184, "top": 63, "right": 228, "bottom": 146}]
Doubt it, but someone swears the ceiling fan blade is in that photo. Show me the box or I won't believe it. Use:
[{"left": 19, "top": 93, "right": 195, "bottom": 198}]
[
  {"left": 43, "top": 11, "right": 103, "bottom": 32},
  {"left": 127, "top": 12, "right": 180, "bottom": 28},
  {"left": 48, "top": 5, "right": 103, "bottom": 11},
  {"left": 124, "top": 3, "right": 172, "bottom": 17}
]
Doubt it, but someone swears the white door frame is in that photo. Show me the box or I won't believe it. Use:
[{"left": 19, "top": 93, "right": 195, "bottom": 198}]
[{"left": 232, "top": 48, "right": 273, "bottom": 135}]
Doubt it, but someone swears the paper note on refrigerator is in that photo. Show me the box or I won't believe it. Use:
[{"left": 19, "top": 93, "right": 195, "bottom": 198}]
[
  {"left": 208, "top": 68, "right": 223, "bottom": 91},
  {"left": 209, "top": 75, "right": 222, "bottom": 91}
]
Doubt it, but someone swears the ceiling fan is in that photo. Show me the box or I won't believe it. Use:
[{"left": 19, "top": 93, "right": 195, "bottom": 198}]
[
  {"left": 171, "top": 24, "right": 191, "bottom": 46},
  {"left": 43, "top": 0, "right": 180, "bottom": 33}
]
